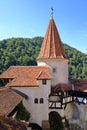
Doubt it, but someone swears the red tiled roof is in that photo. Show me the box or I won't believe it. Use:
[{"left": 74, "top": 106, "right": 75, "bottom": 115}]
[
  {"left": 51, "top": 83, "right": 87, "bottom": 93},
  {"left": 37, "top": 70, "right": 52, "bottom": 80},
  {"left": 70, "top": 79, "right": 87, "bottom": 84},
  {"left": 0, "top": 66, "right": 51, "bottom": 87},
  {"left": 70, "top": 79, "right": 87, "bottom": 92},
  {"left": 37, "top": 18, "right": 67, "bottom": 60},
  {"left": 50, "top": 79, "right": 87, "bottom": 94},
  {"left": 53, "top": 83, "right": 72, "bottom": 92},
  {"left": 74, "top": 86, "right": 87, "bottom": 92},
  {"left": 0, "top": 116, "right": 27, "bottom": 130},
  {"left": 9, "top": 75, "right": 39, "bottom": 87},
  {"left": 0, "top": 87, "right": 23, "bottom": 116}
]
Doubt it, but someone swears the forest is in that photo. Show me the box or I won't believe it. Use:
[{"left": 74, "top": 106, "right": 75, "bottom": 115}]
[{"left": 0, "top": 37, "right": 87, "bottom": 79}]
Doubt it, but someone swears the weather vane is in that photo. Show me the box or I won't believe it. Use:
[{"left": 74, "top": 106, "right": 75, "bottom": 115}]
[{"left": 51, "top": 7, "right": 53, "bottom": 18}]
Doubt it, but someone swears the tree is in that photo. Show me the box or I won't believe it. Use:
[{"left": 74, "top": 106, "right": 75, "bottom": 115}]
[
  {"left": 16, "top": 102, "right": 30, "bottom": 121},
  {"left": 49, "top": 111, "right": 63, "bottom": 130},
  {"left": 0, "top": 37, "right": 87, "bottom": 79}
]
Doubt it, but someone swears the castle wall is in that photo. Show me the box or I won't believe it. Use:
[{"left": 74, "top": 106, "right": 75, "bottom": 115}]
[
  {"left": 12, "top": 80, "right": 51, "bottom": 126},
  {"left": 48, "top": 94, "right": 87, "bottom": 130},
  {"left": 37, "top": 58, "right": 68, "bottom": 86},
  {"left": 64, "top": 102, "right": 87, "bottom": 130}
]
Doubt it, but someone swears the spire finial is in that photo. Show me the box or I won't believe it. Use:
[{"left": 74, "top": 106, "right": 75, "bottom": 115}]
[{"left": 51, "top": 7, "right": 53, "bottom": 18}]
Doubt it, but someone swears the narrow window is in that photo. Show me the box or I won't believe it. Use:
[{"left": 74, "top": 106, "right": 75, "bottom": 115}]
[
  {"left": 34, "top": 98, "right": 38, "bottom": 104},
  {"left": 42, "top": 79, "right": 47, "bottom": 85},
  {"left": 40, "top": 98, "right": 44, "bottom": 104},
  {"left": 53, "top": 68, "right": 56, "bottom": 73}
]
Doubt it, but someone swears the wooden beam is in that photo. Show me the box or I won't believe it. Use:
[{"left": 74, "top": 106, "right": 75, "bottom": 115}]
[{"left": 49, "top": 107, "right": 63, "bottom": 109}]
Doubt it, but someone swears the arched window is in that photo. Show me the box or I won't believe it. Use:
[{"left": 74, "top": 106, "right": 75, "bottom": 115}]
[
  {"left": 40, "top": 98, "right": 44, "bottom": 104},
  {"left": 34, "top": 98, "right": 38, "bottom": 104}
]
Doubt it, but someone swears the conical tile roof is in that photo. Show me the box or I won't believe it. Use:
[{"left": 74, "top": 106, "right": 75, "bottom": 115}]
[{"left": 37, "top": 18, "right": 67, "bottom": 60}]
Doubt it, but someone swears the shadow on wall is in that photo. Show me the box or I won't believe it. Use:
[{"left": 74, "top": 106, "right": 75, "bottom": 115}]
[{"left": 65, "top": 103, "right": 80, "bottom": 120}]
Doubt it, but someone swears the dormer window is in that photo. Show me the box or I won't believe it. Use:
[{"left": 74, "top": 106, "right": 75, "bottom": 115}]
[
  {"left": 34, "top": 98, "right": 38, "bottom": 104},
  {"left": 42, "top": 79, "right": 47, "bottom": 85},
  {"left": 53, "top": 68, "right": 56, "bottom": 73}
]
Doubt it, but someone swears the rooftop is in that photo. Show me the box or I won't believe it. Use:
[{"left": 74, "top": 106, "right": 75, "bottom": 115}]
[
  {"left": 0, "top": 116, "right": 27, "bottom": 130},
  {"left": 0, "top": 66, "right": 51, "bottom": 87},
  {"left": 0, "top": 87, "right": 23, "bottom": 116},
  {"left": 37, "top": 18, "right": 67, "bottom": 60}
]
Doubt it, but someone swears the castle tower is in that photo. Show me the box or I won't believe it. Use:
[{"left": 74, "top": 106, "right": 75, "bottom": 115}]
[{"left": 37, "top": 16, "right": 69, "bottom": 86}]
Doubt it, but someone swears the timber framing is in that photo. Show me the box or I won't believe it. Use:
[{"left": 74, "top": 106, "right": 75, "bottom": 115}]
[{"left": 49, "top": 90, "right": 87, "bottom": 109}]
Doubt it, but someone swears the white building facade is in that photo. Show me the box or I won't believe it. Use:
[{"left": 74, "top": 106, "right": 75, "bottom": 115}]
[{"left": 0, "top": 16, "right": 87, "bottom": 130}]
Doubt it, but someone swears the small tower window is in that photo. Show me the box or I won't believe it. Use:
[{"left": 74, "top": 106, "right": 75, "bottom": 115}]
[
  {"left": 42, "top": 79, "right": 47, "bottom": 85},
  {"left": 53, "top": 68, "right": 56, "bottom": 73},
  {"left": 34, "top": 98, "right": 38, "bottom": 104},
  {"left": 40, "top": 98, "right": 44, "bottom": 104}
]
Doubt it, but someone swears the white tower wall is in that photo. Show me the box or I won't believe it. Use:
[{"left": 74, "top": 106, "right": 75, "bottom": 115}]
[{"left": 37, "top": 58, "right": 69, "bottom": 86}]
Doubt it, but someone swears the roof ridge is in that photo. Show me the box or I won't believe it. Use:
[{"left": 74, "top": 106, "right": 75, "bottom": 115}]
[
  {"left": 36, "top": 70, "right": 51, "bottom": 80},
  {"left": 36, "top": 70, "right": 45, "bottom": 79},
  {"left": 37, "top": 18, "right": 67, "bottom": 60}
]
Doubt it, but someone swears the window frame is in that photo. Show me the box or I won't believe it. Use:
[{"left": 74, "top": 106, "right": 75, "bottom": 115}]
[
  {"left": 42, "top": 79, "right": 47, "bottom": 85},
  {"left": 34, "top": 98, "right": 38, "bottom": 104},
  {"left": 40, "top": 98, "right": 44, "bottom": 104},
  {"left": 53, "top": 67, "right": 56, "bottom": 73}
]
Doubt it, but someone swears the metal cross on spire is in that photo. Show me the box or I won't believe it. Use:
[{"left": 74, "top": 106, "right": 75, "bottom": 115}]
[{"left": 51, "top": 7, "right": 54, "bottom": 18}]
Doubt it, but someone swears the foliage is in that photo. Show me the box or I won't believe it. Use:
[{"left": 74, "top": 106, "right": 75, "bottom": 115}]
[
  {"left": 49, "top": 111, "right": 63, "bottom": 130},
  {"left": 64, "top": 43, "right": 87, "bottom": 79},
  {"left": 16, "top": 101, "right": 30, "bottom": 121},
  {"left": 0, "top": 37, "right": 87, "bottom": 79},
  {"left": 0, "top": 37, "right": 42, "bottom": 74}
]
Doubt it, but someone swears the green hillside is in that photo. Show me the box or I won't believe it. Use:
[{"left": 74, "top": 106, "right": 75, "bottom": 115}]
[{"left": 0, "top": 37, "right": 87, "bottom": 79}]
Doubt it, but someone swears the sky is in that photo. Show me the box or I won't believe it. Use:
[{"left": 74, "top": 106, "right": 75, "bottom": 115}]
[{"left": 0, "top": 0, "right": 87, "bottom": 54}]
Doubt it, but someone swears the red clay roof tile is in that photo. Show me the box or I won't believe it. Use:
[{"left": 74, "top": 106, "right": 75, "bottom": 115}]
[
  {"left": 0, "top": 116, "right": 27, "bottom": 130},
  {"left": 36, "top": 70, "right": 52, "bottom": 80},
  {"left": 0, "top": 66, "right": 51, "bottom": 87},
  {"left": 9, "top": 76, "right": 39, "bottom": 87},
  {"left": 0, "top": 87, "right": 23, "bottom": 116},
  {"left": 70, "top": 79, "right": 87, "bottom": 92},
  {"left": 54, "top": 83, "right": 72, "bottom": 92},
  {"left": 37, "top": 18, "right": 67, "bottom": 60}
]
